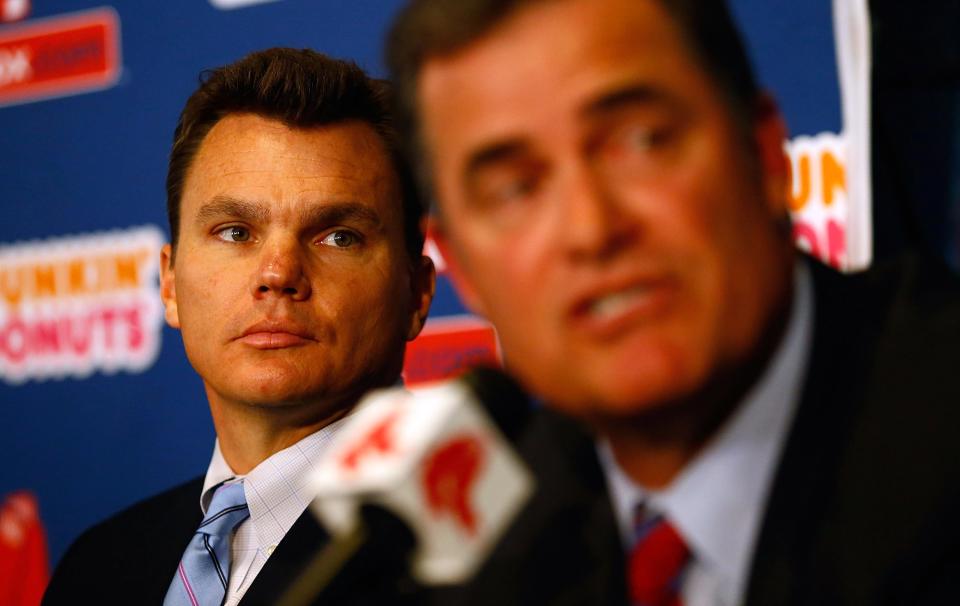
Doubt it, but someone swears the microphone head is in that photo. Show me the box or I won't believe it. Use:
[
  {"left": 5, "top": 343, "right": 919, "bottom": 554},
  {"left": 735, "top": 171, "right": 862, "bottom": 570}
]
[
  {"left": 309, "top": 377, "right": 535, "bottom": 585},
  {"left": 458, "top": 365, "right": 532, "bottom": 443}
]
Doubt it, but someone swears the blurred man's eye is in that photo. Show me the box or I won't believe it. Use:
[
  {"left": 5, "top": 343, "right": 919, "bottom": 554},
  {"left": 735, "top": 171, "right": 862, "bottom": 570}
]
[
  {"left": 620, "top": 125, "right": 656, "bottom": 152},
  {"left": 606, "top": 121, "right": 670, "bottom": 159},
  {"left": 486, "top": 175, "right": 538, "bottom": 205},
  {"left": 215, "top": 226, "right": 251, "bottom": 242},
  {"left": 471, "top": 161, "right": 545, "bottom": 211}
]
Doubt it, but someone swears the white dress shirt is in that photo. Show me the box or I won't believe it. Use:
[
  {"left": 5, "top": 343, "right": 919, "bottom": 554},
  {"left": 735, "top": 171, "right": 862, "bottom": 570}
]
[
  {"left": 199, "top": 418, "right": 347, "bottom": 606},
  {"left": 600, "top": 262, "right": 814, "bottom": 606}
]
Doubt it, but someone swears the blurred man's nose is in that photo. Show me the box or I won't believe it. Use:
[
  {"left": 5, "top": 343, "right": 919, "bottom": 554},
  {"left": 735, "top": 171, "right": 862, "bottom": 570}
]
[
  {"left": 558, "top": 160, "right": 637, "bottom": 262},
  {"left": 252, "top": 236, "right": 311, "bottom": 301}
]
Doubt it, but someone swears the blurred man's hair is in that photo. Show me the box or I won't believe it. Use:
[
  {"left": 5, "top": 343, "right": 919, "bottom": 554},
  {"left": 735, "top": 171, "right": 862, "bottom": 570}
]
[
  {"left": 387, "top": 0, "right": 760, "bottom": 195},
  {"left": 166, "top": 47, "right": 424, "bottom": 261}
]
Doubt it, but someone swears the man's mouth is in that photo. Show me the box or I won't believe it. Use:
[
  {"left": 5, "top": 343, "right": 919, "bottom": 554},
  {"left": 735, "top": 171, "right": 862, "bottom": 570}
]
[
  {"left": 587, "top": 285, "right": 651, "bottom": 320},
  {"left": 570, "top": 278, "right": 676, "bottom": 337},
  {"left": 238, "top": 320, "right": 314, "bottom": 349}
]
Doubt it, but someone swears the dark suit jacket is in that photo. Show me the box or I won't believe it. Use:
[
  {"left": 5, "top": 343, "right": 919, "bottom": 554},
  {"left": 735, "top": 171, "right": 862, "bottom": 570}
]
[
  {"left": 42, "top": 407, "right": 626, "bottom": 606},
  {"left": 743, "top": 254, "right": 960, "bottom": 605},
  {"left": 41, "top": 475, "right": 333, "bottom": 605}
]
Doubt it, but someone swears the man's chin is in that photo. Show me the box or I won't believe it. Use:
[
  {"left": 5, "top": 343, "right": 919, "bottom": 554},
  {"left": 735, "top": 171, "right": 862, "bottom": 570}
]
[
  {"left": 535, "top": 369, "right": 702, "bottom": 422},
  {"left": 207, "top": 376, "right": 334, "bottom": 410}
]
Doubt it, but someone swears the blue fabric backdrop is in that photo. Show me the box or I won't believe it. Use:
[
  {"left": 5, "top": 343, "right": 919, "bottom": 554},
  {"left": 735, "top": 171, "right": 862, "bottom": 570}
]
[{"left": 0, "top": 0, "right": 842, "bottom": 567}]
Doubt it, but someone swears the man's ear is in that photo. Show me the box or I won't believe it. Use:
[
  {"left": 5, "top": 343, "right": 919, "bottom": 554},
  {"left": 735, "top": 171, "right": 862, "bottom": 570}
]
[
  {"left": 159, "top": 244, "right": 181, "bottom": 330},
  {"left": 753, "top": 92, "right": 790, "bottom": 217},
  {"left": 430, "top": 221, "right": 490, "bottom": 319},
  {"left": 406, "top": 254, "right": 436, "bottom": 341}
]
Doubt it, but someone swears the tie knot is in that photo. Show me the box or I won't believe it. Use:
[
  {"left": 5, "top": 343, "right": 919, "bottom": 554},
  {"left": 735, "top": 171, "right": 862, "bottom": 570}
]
[{"left": 198, "top": 481, "right": 249, "bottom": 538}]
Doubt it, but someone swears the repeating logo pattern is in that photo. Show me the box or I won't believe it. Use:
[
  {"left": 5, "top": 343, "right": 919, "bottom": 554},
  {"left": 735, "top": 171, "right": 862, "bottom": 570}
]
[
  {"left": 0, "top": 7, "right": 121, "bottom": 108},
  {"left": 0, "top": 226, "right": 165, "bottom": 385},
  {"left": 786, "top": 133, "right": 849, "bottom": 269}
]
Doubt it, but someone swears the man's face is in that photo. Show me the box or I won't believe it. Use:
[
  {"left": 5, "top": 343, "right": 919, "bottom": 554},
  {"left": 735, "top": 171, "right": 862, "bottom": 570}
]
[
  {"left": 418, "top": 0, "right": 791, "bottom": 420},
  {"left": 160, "top": 114, "right": 433, "bottom": 416}
]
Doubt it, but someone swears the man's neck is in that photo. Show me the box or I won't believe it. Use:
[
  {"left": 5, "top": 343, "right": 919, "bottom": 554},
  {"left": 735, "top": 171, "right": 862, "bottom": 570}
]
[
  {"left": 207, "top": 394, "right": 354, "bottom": 475},
  {"left": 599, "top": 284, "right": 794, "bottom": 490}
]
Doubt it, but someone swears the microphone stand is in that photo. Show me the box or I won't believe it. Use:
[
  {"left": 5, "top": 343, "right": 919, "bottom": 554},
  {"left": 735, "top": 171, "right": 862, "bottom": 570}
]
[{"left": 276, "top": 504, "right": 421, "bottom": 606}]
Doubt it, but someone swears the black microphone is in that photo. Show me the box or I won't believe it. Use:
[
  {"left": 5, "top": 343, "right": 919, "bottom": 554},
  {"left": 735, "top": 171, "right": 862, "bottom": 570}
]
[{"left": 276, "top": 503, "right": 420, "bottom": 606}]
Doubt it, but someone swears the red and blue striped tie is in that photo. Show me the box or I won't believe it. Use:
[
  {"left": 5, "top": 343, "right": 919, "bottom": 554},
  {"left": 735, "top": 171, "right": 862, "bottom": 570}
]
[
  {"left": 628, "top": 506, "right": 690, "bottom": 606},
  {"left": 163, "top": 481, "right": 249, "bottom": 606}
]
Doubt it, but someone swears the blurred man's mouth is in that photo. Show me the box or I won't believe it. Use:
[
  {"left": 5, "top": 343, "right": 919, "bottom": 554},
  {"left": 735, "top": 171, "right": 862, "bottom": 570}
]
[{"left": 569, "top": 278, "right": 676, "bottom": 338}]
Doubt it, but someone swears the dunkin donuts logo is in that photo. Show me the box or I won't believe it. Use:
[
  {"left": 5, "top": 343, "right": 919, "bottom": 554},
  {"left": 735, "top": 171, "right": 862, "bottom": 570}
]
[
  {"left": 0, "top": 226, "right": 164, "bottom": 384},
  {"left": 0, "top": 7, "right": 121, "bottom": 108},
  {"left": 786, "top": 132, "right": 849, "bottom": 269}
]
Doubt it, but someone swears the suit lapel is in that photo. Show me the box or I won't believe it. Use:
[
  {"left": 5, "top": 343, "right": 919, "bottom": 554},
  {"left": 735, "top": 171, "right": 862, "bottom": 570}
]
[
  {"left": 239, "top": 507, "right": 329, "bottom": 605},
  {"left": 141, "top": 477, "right": 207, "bottom": 603},
  {"left": 743, "top": 259, "right": 887, "bottom": 606}
]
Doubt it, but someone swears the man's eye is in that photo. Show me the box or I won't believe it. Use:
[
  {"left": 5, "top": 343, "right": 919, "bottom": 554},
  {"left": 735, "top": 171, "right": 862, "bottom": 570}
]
[
  {"left": 616, "top": 118, "right": 678, "bottom": 155},
  {"left": 494, "top": 178, "right": 536, "bottom": 202},
  {"left": 476, "top": 173, "right": 540, "bottom": 208},
  {"left": 216, "top": 226, "right": 251, "bottom": 242},
  {"left": 320, "top": 230, "right": 359, "bottom": 248},
  {"left": 623, "top": 125, "right": 654, "bottom": 151}
]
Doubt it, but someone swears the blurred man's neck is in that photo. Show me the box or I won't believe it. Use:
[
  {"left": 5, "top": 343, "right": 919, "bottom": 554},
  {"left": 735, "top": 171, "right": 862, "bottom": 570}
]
[{"left": 600, "top": 280, "right": 794, "bottom": 490}]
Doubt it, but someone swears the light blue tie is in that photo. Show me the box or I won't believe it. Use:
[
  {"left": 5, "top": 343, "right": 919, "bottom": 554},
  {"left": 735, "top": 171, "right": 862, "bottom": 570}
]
[{"left": 164, "top": 481, "right": 250, "bottom": 606}]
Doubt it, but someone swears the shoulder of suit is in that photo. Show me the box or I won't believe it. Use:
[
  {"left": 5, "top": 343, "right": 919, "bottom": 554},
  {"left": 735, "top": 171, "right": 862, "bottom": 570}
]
[
  {"left": 810, "top": 250, "right": 960, "bottom": 310},
  {"left": 66, "top": 475, "right": 204, "bottom": 553}
]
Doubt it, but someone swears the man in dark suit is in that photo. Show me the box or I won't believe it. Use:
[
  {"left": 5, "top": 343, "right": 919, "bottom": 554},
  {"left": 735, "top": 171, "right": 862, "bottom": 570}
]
[
  {"left": 43, "top": 48, "right": 436, "bottom": 605},
  {"left": 386, "top": 0, "right": 960, "bottom": 604}
]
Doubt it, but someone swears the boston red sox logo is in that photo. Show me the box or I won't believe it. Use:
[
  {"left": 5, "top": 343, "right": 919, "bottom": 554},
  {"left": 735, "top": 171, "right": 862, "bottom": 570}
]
[
  {"left": 339, "top": 410, "right": 402, "bottom": 472},
  {"left": 422, "top": 434, "right": 486, "bottom": 536}
]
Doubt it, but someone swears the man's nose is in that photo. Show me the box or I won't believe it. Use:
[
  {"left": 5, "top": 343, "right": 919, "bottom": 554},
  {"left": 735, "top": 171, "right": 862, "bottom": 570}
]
[
  {"left": 558, "top": 161, "right": 637, "bottom": 261},
  {"left": 252, "top": 237, "right": 311, "bottom": 301}
]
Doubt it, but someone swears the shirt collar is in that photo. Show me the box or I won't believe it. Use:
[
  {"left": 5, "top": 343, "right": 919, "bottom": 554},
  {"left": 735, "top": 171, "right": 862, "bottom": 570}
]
[
  {"left": 200, "top": 416, "right": 349, "bottom": 547},
  {"left": 601, "top": 260, "right": 814, "bottom": 605},
  {"left": 201, "top": 441, "right": 237, "bottom": 513},
  {"left": 200, "top": 380, "right": 405, "bottom": 518}
]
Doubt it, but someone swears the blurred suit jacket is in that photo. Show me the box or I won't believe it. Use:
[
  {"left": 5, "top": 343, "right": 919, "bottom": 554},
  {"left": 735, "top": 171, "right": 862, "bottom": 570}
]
[
  {"left": 743, "top": 254, "right": 960, "bottom": 605},
  {"left": 468, "top": 253, "right": 960, "bottom": 606}
]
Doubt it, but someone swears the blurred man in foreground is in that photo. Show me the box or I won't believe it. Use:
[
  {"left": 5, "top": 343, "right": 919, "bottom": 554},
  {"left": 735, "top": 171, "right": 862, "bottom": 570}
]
[
  {"left": 388, "top": 0, "right": 960, "bottom": 603},
  {"left": 43, "top": 48, "right": 435, "bottom": 605}
]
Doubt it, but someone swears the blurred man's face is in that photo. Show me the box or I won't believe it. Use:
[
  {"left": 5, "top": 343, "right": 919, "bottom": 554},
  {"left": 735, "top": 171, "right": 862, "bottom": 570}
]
[
  {"left": 418, "top": 0, "right": 791, "bottom": 420},
  {"left": 161, "top": 114, "right": 433, "bottom": 417}
]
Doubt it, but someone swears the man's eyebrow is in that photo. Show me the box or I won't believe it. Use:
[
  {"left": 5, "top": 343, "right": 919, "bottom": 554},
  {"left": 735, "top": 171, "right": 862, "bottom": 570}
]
[
  {"left": 299, "top": 201, "right": 383, "bottom": 230},
  {"left": 581, "top": 84, "right": 676, "bottom": 118},
  {"left": 461, "top": 86, "right": 674, "bottom": 181},
  {"left": 195, "top": 196, "right": 270, "bottom": 224},
  {"left": 193, "top": 197, "right": 383, "bottom": 230}
]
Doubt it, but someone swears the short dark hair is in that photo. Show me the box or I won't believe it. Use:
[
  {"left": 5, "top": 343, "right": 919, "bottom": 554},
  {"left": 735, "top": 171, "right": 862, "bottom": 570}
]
[
  {"left": 386, "top": 0, "right": 760, "bottom": 194},
  {"left": 166, "top": 47, "right": 425, "bottom": 261}
]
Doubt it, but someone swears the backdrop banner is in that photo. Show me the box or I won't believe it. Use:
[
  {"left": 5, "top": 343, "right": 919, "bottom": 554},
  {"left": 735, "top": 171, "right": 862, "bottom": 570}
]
[{"left": 0, "top": 0, "right": 870, "bottom": 576}]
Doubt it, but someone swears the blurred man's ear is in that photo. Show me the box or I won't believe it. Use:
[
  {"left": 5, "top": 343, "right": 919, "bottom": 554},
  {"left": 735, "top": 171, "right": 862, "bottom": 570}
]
[
  {"left": 753, "top": 92, "right": 790, "bottom": 217},
  {"left": 430, "top": 220, "right": 491, "bottom": 319},
  {"left": 159, "top": 244, "right": 181, "bottom": 330}
]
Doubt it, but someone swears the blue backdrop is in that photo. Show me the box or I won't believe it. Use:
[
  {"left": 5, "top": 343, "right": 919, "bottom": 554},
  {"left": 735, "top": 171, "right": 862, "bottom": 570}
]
[{"left": 0, "top": 0, "right": 843, "bottom": 568}]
